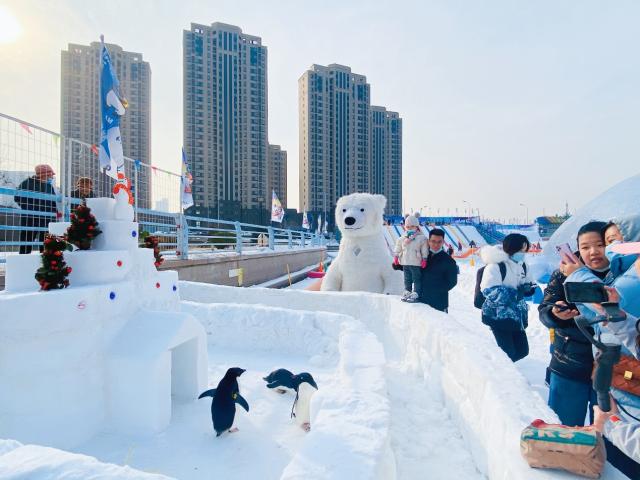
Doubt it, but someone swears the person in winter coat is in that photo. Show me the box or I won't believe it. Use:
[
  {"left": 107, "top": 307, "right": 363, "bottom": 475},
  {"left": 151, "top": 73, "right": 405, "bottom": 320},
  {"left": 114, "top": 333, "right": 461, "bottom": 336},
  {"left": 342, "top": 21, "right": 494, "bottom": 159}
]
[
  {"left": 561, "top": 223, "right": 640, "bottom": 478},
  {"left": 70, "top": 177, "right": 95, "bottom": 200},
  {"left": 419, "top": 228, "right": 458, "bottom": 312},
  {"left": 538, "top": 222, "right": 611, "bottom": 428},
  {"left": 591, "top": 285, "right": 640, "bottom": 474},
  {"left": 13, "top": 164, "right": 57, "bottom": 254},
  {"left": 394, "top": 215, "right": 428, "bottom": 302},
  {"left": 447, "top": 244, "right": 454, "bottom": 256},
  {"left": 480, "top": 233, "right": 536, "bottom": 362}
]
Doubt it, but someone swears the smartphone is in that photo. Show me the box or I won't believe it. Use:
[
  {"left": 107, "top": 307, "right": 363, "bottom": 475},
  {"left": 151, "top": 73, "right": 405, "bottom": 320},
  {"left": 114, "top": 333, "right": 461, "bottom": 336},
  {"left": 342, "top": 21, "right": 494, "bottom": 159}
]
[
  {"left": 555, "top": 243, "right": 574, "bottom": 259},
  {"left": 564, "top": 282, "right": 609, "bottom": 304}
]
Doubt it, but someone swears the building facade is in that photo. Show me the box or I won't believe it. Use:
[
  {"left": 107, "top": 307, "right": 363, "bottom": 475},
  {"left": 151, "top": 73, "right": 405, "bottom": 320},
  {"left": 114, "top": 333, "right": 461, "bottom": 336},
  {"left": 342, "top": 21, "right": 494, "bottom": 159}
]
[
  {"left": 371, "top": 106, "right": 402, "bottom": 215},
  {"left": 61, "top": 42, "right": 151, "bottom": 208},
  {"left": 299, "top": 63, "right": 401, "bottom": 217},
  {"left": 267, "top": 144, "right": 287, "bottom": 209},
  {"left": 183, "top": 22, "right": 268, "bottom": 221}
]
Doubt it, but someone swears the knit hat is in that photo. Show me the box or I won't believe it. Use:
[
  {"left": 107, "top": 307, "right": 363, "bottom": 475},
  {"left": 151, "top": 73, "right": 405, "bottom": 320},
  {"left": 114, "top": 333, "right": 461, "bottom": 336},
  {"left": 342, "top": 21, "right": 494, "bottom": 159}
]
[{"left": 405, "top": 215, "right": 420, "bottom": 228}]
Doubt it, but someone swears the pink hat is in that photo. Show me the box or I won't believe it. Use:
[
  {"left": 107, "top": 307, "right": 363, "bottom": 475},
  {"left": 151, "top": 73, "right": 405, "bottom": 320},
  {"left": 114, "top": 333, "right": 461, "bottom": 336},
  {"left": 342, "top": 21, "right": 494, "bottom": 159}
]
[{"left": 609, "top": 242, "right": 640, "bottom": 254}]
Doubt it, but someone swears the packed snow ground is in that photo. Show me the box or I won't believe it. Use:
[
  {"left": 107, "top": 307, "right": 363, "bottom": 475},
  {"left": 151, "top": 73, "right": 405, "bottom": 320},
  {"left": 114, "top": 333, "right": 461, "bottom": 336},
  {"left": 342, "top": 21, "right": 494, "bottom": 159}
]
[{"left": 76, "top": 349, "right": 335, "bottom": 479}]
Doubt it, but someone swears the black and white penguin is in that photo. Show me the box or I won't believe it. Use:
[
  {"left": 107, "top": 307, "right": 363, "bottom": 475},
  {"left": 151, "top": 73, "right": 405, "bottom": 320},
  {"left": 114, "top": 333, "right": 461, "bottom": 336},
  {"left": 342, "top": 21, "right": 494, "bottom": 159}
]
[
  {"left": 292, "top": 381, "right": 318, "bottom": 432},
  {"left": 199, "top": 367, "right": 249, "bottom": 437},
  {"left": 263, "top": 369, "right": 318, "bottom": 394}
]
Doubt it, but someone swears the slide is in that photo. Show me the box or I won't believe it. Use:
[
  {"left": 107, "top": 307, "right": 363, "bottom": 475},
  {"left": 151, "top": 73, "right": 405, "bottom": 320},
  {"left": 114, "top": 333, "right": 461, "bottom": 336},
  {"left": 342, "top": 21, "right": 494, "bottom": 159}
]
[
  {"left": 442, "top": 225, "right": 465, "bottom": 249},
  {"left": 455, "top": 225, "right": 472, "bottom": 245},
  {"left": 459, "top": 225, "right": 487, "bottom": 247}
]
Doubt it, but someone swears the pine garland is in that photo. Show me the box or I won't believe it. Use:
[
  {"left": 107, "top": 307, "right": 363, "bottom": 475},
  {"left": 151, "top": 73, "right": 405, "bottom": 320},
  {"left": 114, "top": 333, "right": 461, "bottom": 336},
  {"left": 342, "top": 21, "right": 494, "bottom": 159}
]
[
  {"left": 144, "top": 235, "right": 164, "bottom": 268},
  {"left": 66, "top": 202, "right": 102, "bottom": 250},
  {"left": 35, "top": 235, "right": 72, "bottom": 291}
]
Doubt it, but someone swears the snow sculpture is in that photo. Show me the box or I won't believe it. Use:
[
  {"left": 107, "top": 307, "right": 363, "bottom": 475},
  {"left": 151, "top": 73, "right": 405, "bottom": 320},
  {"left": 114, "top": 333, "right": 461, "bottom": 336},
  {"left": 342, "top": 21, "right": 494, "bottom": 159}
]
[{"left": 0, "top": 197, "right": 207, "bottom": 449}]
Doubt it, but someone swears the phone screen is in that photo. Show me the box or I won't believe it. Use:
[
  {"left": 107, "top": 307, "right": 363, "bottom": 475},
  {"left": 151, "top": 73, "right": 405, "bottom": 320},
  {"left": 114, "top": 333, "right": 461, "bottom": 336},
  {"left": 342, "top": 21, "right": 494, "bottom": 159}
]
[{"left": 564, "top": 282, "right": 608, "bottom": 304}]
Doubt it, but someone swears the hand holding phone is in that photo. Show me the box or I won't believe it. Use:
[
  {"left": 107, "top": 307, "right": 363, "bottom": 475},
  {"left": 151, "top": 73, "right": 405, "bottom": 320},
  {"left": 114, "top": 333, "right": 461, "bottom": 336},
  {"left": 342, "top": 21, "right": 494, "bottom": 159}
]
[
  {"left": 551, "top": 301, "right": 579, "bottom": 319},
  {"left": 555, "top": 243, "right": 574, "bottom": 260}
]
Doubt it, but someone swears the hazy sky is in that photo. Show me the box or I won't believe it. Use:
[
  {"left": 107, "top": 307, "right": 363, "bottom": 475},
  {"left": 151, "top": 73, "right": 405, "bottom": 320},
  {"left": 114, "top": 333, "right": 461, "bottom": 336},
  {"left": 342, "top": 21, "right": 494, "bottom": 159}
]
[{"left": 1, "top": 0, "right": 639, "bottom": 222}]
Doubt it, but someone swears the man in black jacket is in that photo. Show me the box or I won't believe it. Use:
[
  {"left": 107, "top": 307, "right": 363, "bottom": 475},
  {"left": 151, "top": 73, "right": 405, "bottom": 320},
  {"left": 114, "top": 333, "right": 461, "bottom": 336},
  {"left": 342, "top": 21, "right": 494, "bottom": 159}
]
[
  {"left": 13, "top": 164, "right": 57, "bottom": 254},
  {"left": 419, "top": 228, "right": 458, "bottom": 312}
]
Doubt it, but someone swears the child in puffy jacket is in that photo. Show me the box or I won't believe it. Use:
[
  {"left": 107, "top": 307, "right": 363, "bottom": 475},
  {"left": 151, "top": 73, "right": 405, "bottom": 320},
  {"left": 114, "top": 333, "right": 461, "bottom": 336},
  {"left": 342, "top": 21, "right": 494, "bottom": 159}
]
[{"left": 394, "top": 214, "right": 428, "bottom": 302}]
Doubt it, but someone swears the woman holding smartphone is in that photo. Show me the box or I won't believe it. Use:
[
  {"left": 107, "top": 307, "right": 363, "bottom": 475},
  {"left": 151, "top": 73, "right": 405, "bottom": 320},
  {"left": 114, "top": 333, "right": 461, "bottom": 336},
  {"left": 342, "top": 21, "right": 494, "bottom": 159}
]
[{"left": 538, "top": 222, "right": 610, "bottom": 428}]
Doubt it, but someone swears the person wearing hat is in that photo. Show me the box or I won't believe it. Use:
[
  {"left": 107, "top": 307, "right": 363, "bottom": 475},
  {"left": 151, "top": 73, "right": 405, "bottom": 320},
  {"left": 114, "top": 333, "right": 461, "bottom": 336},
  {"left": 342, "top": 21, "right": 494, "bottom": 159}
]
[
  {"left": 71, "top": 177, "right": 95, "bottom": 200},
  {"left": 14, "top": 164, "right": 57, "bottom": 254}
]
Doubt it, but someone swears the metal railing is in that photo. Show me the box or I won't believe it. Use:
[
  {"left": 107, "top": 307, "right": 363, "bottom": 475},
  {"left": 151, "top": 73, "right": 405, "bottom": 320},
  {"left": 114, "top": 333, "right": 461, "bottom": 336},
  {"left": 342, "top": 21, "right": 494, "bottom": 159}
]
[{"left": 0, "top": 112, "right": 321, "bottom": 264}]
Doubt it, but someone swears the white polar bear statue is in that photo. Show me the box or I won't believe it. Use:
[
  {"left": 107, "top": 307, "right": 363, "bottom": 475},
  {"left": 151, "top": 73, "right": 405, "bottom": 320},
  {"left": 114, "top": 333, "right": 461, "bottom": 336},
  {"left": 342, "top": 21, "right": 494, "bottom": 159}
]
[{"left": 321, "top": 193, "right": 402, "bottom": 294}]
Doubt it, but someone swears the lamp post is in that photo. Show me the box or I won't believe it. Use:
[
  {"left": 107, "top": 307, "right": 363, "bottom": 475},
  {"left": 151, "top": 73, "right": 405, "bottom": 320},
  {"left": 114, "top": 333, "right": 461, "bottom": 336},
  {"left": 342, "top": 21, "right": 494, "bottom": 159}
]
[
  {"left": 420, "top": 204, "right": 428, "bottom": 217},
  {"left": 520, "top": 203, "right": 529, "bottom": 225},
  {"left": 462, "top": 200, "right": 469, "bottom": 217}
]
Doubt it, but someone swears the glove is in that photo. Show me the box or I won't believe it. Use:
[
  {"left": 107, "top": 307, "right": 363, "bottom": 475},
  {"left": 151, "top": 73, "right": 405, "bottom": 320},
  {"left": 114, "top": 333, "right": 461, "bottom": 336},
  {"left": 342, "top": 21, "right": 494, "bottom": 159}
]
[
  {"left": 393, "top": 256, "right": 400, "bottom": 266},
  {"left": 421, "top": 259, "right": 427, "bottom": 269}
]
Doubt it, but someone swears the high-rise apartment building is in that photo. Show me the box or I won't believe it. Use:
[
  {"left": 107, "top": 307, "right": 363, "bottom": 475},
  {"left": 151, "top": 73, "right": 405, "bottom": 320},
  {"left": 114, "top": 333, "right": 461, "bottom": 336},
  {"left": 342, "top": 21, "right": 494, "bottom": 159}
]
[
  {"left": 299, "top": 63, "right": 401, "bottom": 217},
  {"left": 61, "top": 42, "right": 151, "bottom": 207},
  {"left": 267, "top": 144, "right": 287, "bottom": 208},
  {"left": 183, "top": 22, "right": 268, "bottom": 220},
  {"left": 371, "top": 106, "right": 402, "bottom": 215}
]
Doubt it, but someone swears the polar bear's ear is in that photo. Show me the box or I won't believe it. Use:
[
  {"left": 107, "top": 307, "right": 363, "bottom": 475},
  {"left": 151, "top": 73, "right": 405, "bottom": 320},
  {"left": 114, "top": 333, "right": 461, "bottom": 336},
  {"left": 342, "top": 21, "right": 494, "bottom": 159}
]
[{"left": 373, "top": 194, "right": 387, "bottom": 211}]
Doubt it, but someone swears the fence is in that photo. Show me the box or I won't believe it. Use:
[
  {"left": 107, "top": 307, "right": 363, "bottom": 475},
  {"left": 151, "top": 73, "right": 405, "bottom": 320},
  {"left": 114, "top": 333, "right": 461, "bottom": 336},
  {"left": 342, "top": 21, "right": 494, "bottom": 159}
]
[{"left": 0, "top": 112, "right": 320, "bottom": 264}]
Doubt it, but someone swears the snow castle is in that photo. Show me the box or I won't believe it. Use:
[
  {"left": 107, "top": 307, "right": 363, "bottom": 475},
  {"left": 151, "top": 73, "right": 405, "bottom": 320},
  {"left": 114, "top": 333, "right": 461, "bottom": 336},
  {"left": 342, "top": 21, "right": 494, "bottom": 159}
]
[{"left": 0, "top": 197, "right": 207, "bottom": 449}]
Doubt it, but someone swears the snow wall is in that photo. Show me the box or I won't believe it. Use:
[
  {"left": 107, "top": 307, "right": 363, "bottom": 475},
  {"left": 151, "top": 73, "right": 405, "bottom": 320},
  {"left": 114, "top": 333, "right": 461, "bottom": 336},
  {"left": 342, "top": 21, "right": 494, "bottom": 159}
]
[{"left": 180, "top": 282, "right": 596, "bottom": 480}]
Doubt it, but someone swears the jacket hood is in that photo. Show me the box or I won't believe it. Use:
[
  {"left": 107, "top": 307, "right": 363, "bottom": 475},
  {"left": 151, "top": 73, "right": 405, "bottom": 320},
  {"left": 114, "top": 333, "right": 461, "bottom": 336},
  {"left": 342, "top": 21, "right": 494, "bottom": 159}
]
[
  {"left": 480, "top": 245, "right": 509, "bottom": 265},
  {"left": 611, "top": 214, "right": 640, "bottom": 242}
]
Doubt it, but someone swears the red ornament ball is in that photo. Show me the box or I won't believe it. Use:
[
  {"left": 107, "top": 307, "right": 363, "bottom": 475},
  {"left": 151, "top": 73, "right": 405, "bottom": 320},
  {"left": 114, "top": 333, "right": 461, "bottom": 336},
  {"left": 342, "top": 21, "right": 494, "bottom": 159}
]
[
  {"left": 67, "top": 267, "right": 72, "bottom": 273},
  {"left": 155, "top": 282, "right": 160, "bottom": 288},
  {"left": 117, "top": 260, "right": 123, "bottom": 267}
]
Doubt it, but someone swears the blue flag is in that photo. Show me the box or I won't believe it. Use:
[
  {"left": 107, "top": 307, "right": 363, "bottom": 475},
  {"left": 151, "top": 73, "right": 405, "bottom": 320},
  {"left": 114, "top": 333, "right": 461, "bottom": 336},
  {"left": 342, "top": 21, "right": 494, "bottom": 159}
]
[{"left": 99, "top": 37, "right": 126, "bottom": 180}]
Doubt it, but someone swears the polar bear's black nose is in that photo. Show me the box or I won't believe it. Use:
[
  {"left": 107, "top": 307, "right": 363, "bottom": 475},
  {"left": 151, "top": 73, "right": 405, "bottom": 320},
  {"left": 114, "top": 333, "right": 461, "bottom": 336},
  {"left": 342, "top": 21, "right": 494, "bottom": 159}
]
[{"left": 344, "top": 217, "right": 356, "bottom": 226}]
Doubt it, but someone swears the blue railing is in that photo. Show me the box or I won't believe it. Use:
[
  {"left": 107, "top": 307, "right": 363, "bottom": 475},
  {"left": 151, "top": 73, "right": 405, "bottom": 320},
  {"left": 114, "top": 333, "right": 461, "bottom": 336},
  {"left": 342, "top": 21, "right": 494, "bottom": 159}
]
[
  {"left": 474, "top": 223, "right": 506, "bottom": 245},
  {"left": 0, "top": 186, "right": 322, "bottom": 264}
]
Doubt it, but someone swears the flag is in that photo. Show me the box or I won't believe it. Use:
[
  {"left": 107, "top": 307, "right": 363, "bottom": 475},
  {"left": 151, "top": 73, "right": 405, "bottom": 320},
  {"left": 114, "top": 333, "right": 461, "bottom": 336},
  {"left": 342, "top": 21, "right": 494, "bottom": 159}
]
[
  {"left": 98, "top": 37, "right": 126, "bottom": 180},
  {"left": 316, "top": 214, "right": 322, "bottom": 234},
  {"left": 270, "top": 190, "right": 285, "bottom": 223},
  {"left": 181, "top": 148, "right": 194, "bottom": 210},
  {"left": 302, "top": 211, "right": 310, "bottom": 230}
]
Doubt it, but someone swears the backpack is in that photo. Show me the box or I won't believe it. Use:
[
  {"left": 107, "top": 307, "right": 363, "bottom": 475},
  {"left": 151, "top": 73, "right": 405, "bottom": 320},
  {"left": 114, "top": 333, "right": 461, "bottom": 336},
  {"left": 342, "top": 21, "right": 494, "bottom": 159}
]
[{"left": 473, "top": 262, "right": 528, "bottom": 309}]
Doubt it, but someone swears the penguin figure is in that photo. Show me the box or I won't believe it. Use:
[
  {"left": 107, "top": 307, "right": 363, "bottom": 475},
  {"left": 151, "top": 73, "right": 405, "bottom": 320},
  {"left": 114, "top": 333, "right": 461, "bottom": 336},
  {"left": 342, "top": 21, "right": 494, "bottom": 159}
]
[
  {"left": 199, "top": 367, "right": 249, "bottom": 437},
  {"left": 263, "top": 369, "right": 318, "bottom": 394},
  {"left": 292, "top": 381, "right": 318, "bottom": 432}
]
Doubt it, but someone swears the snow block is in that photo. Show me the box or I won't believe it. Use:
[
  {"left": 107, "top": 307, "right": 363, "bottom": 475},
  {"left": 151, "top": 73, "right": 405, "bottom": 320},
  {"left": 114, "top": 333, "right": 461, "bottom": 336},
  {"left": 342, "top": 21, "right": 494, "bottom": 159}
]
[
  {"left": 4, "top": 254, "right": 40, "bottom": 293},
  {"left": 65, "top": 250, "right": 132, "bottom": 286},
  {"left": 86, "top": 197, "right": 115, "bottom": 221},
  {"left": 48, "top": 221, "right": 71, "bottom": 236},
  {"left": 0, "top": 443, "right": 173, "bottom": 479},
  {"left": 106, "top": 310, "right": 207, "bottom": 435},
  {"left": 91, "top": 220, "right": 139, "bottom": 252}
]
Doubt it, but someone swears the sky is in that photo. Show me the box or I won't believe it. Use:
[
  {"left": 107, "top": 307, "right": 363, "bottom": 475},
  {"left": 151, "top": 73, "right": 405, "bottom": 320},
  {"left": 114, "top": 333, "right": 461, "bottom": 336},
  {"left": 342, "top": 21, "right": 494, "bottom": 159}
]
[{"left": 1, "top": 0, "right": 639, "bottom": 223}]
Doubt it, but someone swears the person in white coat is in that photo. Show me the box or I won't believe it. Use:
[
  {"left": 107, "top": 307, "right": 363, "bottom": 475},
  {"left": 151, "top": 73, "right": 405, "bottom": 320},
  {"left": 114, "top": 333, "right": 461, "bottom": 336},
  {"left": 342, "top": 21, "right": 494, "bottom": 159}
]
[
  {"left": 479, "top": 233, "right": 537, "bottom": 362},
  {"left": 394, "top": 214, "right": 428, "bottom": 302}
]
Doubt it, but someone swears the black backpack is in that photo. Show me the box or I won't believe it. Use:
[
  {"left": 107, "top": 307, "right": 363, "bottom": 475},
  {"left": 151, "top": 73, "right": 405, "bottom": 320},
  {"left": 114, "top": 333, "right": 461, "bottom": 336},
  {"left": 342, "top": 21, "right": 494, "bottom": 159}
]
[{"left": 473, "top": 262, "right": 528, "bottom": 309}]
